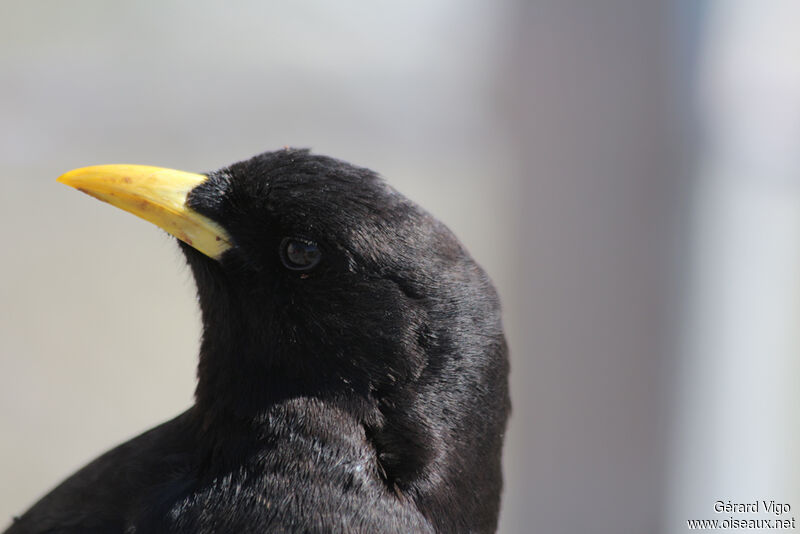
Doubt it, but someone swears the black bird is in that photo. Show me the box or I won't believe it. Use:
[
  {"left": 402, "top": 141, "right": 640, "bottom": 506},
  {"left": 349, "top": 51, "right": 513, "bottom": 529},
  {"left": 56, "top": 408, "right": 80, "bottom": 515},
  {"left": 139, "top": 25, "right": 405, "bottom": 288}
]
[{"left": 6, "top": 149, "right": 510, "bottom": 533}]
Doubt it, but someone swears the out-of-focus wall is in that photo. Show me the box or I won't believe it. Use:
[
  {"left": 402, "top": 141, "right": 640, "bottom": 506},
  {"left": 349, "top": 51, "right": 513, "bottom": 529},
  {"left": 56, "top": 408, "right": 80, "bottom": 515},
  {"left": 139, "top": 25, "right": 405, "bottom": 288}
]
[
  {"left": 666, "top": 2, "right": 800, "bottom": 532},
  {"left": 500, "top": 2, "right": 694, "bottom": 533}
]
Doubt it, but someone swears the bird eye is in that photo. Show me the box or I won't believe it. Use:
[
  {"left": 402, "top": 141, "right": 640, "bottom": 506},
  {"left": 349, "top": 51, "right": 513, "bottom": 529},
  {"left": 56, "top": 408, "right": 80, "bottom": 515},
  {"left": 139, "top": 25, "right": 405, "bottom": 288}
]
[{"left": 279, "top": 237, "right": 322, "bottom": 271}]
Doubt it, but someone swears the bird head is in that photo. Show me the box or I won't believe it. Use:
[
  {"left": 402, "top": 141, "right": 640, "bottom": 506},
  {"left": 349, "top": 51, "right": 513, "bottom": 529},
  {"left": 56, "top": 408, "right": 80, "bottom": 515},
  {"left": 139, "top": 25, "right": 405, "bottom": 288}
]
[{"left": 58, "top": 148, "right": 510, "bottom": 530}]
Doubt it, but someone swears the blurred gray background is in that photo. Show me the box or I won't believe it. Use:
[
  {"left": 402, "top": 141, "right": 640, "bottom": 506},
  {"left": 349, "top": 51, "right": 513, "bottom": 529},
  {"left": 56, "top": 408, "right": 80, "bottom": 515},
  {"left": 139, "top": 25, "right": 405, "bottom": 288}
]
[{"left": 2, "top": 2, "right": 799, "bottom": 533}]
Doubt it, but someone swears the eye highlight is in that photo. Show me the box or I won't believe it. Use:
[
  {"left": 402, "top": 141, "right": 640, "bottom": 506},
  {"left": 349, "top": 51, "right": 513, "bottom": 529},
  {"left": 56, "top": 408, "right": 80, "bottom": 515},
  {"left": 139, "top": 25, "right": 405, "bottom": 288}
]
[{"left": 279, "top": 237, "right": 322, "bottom": 271}]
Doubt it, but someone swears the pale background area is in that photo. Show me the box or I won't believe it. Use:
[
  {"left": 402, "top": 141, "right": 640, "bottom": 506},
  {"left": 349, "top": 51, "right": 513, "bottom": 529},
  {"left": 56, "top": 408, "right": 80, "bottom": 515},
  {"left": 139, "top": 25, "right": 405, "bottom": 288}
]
[{"left": 1, "top": 2, "right": 798, "bottom": 533}]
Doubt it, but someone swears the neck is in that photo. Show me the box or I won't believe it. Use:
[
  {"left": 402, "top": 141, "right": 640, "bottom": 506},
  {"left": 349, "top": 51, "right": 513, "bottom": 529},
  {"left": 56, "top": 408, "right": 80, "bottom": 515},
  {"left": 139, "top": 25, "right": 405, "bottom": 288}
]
[
  {"left": 191, "top": 283, "right": 381, "bottom": 429},
  {"left": 194, "top": 325, "right": 345, "bottom": 423},
  {"left": 187, "top": 249, "right": 286, "bottom": 420}
]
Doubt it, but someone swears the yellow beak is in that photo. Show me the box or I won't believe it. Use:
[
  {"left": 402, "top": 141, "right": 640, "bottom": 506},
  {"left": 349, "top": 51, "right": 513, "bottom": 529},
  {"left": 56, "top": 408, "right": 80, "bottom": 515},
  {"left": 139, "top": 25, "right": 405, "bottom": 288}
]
[{"left": 57, "top": 164, "right": 233, "bottom": 260}]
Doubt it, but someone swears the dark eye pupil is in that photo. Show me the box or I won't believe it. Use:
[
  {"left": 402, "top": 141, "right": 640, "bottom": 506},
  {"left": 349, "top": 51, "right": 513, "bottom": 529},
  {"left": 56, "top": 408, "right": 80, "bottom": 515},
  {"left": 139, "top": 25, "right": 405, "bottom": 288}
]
[{"left": 281, "top": 238, "right": 321, "bottom": 270}]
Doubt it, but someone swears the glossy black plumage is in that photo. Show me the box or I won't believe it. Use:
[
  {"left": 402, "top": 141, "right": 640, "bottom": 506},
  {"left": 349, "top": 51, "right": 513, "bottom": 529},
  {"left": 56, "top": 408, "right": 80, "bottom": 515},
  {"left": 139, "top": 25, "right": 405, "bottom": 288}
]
[{"left": 6, "top": 150, "right": 510, "bottom": 533}]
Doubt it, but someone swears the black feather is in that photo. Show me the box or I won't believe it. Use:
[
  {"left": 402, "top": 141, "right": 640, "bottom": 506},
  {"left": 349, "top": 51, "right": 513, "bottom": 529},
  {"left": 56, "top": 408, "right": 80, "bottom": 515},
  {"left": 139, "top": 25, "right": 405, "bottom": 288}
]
[{"left": 6, "top": 149, "right": 510, "bottom": 534}]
